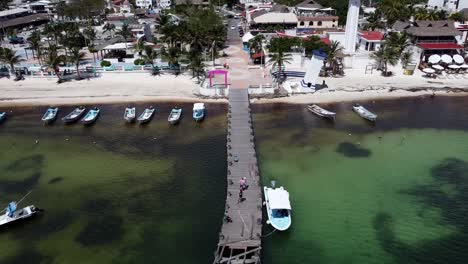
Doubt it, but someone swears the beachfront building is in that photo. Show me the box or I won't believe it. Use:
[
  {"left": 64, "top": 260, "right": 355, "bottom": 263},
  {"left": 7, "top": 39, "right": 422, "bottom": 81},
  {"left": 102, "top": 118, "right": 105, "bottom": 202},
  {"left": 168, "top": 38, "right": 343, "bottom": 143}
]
[
  {"left": 393, "top": 20, "right": 464, "bottom": 62},
  {"left": 249, "top": 10, "right": 298, "bottom": 30},
  {"left": 294, "top": 0, "right": 338, "bottom": 33},
  {"left": 0, "top": 7, "right": 51, "bottom": 32},
  {"left": 358, "top": 31, "right": 384, "bottom": 51},
  {"left": 158, "top": 0, "right": 171, "bottom": 9}
]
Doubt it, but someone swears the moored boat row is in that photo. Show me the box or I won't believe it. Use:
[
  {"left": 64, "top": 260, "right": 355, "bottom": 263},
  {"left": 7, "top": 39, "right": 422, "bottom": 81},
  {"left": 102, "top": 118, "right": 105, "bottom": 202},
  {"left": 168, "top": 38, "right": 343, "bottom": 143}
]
[{"left": 307, "top": 104, "right": 378, "bottom": 122}]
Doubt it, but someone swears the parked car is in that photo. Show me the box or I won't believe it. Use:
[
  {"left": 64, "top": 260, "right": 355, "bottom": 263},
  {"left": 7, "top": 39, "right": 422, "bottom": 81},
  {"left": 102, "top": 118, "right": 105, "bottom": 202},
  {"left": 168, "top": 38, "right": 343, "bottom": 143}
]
[{"left": 9, "top": 36, "right": 24, "bottom": 44}]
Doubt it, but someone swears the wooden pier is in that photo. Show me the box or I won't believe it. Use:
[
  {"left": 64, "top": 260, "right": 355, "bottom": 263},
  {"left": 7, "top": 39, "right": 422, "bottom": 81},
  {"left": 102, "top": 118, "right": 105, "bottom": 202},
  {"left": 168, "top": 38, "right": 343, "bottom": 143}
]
[{"left": 213, "top": 89, "right": 263, "bottom": 264}]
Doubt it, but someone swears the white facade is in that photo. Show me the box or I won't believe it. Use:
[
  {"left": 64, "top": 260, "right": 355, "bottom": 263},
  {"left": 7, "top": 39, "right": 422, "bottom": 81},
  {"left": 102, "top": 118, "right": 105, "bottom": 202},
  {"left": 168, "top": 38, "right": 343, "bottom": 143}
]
[
  {"left": 427, "top": 0, "right": 468, "bottom": 11},
  {"left": 344, "top": 0, "right": 360, "bottom": 53},
  {"left": 158, "top": 0, "right": 171, "bottom": 9},
  {"left": 136, "top": 0, "right": 152, "bottom": 8}
]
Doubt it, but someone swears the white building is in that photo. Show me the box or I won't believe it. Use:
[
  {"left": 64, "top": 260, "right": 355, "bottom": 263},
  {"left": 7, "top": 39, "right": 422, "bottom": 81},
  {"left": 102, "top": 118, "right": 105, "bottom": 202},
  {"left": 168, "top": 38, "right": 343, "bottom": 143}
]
[
  {"left": 427, "top": 0, "right": 468, "bottom": 12},
  {"left": 136, "top": 0, "right": 153, "bottom": 8},
  {"left": 158, "top": 0, "right": 171, "bottom": 9}
]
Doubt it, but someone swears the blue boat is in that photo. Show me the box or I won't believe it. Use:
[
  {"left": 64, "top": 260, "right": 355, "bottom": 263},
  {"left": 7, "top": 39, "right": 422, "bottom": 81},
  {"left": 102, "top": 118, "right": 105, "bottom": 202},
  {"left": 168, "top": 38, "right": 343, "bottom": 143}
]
[
  {"left": 81, "top": 107, "right": 100, "bottom": 125},
  {"left": 264, "top": 184, "right": 292, "bottom": 231},
  {"left": 41, "top": 107, "right": 59, "bottom": 124},
  {"left": 0, "top": 112, "right": 6, "bottom": 123},
  {"left": 193, "top": 103, "right": 205, "bottom": 122}
]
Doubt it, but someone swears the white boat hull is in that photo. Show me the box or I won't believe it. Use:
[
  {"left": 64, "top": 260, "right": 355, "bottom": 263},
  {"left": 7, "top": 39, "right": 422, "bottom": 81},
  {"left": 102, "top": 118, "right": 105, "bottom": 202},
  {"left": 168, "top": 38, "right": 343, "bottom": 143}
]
[
  {"left": 264, "top": 186, "right": 292, "bottom": 231},
  {"left": 0, "top": 205, "right": 37, "bottom": 227}
]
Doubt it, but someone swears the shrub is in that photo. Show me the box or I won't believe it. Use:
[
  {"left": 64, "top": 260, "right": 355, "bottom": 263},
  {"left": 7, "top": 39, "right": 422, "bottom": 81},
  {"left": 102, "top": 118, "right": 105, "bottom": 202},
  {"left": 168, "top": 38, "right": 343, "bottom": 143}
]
[
  {"left": 134, "top": 58, "right": 145, "bottom": 65},
  {"left": 100, "top": 60, "right": 111, "bottom": 67}
]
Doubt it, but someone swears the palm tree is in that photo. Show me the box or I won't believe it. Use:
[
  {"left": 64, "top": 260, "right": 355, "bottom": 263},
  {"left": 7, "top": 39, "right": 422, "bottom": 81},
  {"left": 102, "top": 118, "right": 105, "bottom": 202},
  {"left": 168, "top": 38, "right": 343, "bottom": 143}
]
[
  {"left": 449, "top": 12, "right": 465, "bottom": 22},
  {"left": 141, "top": 46, "right": 159, "bottom": 75},
  {"left": 326, "top": 40, "right": 344, "bottom": 75},
  {"left": 188, "top": 51, "right": 206, "bottom": 82},
  {"left": 83, "top": 26, "right": 96, "bottom": 47},
  {"left": 162, "top": 46, "right": 180, "bottom": 69},
  {"left": 134, "top": 38, "right": 145, "bottom": 55},
  {"left": 248, "top": 35, "right": 265, "bottom": 56},
  {"left": 116, "top": 23, "right": 132, "bottom": 50},
  {"left": 44, "top": 47, "right": 66, "bottom": 83},
  {"left": 371, "top": 44, "right": 399, "bottom": 76},
  {"left": 69, "top": 47, "right": 86, "bottom": 79},
  {"left": 0, "top": 48, "right": 25, "bottom": 79},
  {"left": 385, "top": 32, "right": 409, "bottom": 54},
  {"left": 400, "top": 50, "right": 413, "bottom": 69},
  {"left": 364, "top": 11, "right": 384, "bottom": 31},
  {"left": 103, "top": 23, "right": 116, "bottom": 38},
  {"left": 268, "top": 50, "right": 292, "bottom": 84},
  {"left": 379, "top": 0, "right": 410, "bottom": 26},
  {"left": 28, "top": 31, "right": 42, "bottom": 64}
]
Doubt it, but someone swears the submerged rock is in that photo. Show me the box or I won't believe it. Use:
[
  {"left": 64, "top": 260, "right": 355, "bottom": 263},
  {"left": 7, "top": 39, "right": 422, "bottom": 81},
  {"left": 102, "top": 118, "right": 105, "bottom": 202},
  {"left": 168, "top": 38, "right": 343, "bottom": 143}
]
[{"left": 336, "top": 142, "right": 371, "bottom": 158}]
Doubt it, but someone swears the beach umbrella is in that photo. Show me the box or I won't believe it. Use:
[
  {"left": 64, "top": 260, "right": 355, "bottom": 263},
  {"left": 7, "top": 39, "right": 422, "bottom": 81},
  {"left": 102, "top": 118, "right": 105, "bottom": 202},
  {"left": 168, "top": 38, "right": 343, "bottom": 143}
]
[
  {"left": 460, "top": 64, "right": 468, "bottom": 69},
  {"left": 428, "top": 54, "right": 441, "bottom": 64},
  {"left": 441, "top": 54, "right": 453, "bottom": 64},
  {"left": 422, "top": 68, "right": 436, "bottom": 74},
  {"left": 453, "top": 54, "right": 464, "bottom": 64},
  {"left": 448, "top": 65, "right": 460, "bottom": 69},
  {"left": 431, "top": 65, "right": 444, "bottom": 70}
]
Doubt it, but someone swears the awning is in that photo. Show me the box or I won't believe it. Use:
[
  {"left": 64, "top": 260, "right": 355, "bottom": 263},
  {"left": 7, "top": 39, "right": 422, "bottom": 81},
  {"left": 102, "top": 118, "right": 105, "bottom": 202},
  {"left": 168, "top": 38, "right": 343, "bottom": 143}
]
[
  {"left": 418, "top": 43, "right": 464, "bottom": 50},
  {"left": 267, "top": 188, "right": 291, "bottom": 210}
]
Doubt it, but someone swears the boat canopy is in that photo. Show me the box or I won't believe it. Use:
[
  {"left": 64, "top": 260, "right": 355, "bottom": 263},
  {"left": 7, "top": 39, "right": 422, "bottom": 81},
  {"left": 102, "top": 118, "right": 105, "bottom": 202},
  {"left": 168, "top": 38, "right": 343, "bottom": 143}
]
[
  {"left": 268, "top": 189, "right": 291, "bottom": 210},
  {"left": 7, "top": 202, "right": 17, "bottom": 217},
  {"left": 193, "top": 103, "right": 205, "bottom": 110}
]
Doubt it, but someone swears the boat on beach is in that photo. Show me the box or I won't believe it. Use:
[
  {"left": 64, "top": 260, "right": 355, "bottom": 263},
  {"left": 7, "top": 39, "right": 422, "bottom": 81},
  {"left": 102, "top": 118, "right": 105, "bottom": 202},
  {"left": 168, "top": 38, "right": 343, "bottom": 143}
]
[
  {"left": 168, "top": 107, "right": 182, "bottom": 125},
  {"left": 41, "top": 107, "right": 59, "bottom": 124},
  {"left": 352, "top": 104, "right": 377, "bottom": 122},
  {"left": 193, "top": 103, "right": 205, "bottom": 122},
  {"left": 137, "top": 107, "right": 155, "bottom": 124},
  {"left": 81, "top": 107, "right": 100, "bottom": 125},
  {"left": 124, "top": 107, "right": 136, "bottom": 123},
  {"left": 0, "top": 112, "right": 6, "bottom": 123},
  {"left": 307, "top": 104, "right": 336, "bottom": 120},
  {"left": 264, "top": 183, "right": 292, "bottom": 231},
  {"left": 62, "top": 106, "right": 86, "bottom": 124}
]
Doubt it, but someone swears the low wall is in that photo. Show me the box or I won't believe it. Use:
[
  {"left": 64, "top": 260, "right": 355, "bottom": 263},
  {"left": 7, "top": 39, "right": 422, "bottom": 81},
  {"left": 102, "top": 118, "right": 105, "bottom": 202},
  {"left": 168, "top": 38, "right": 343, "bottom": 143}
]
[
  {"left": 199, "top": 86, "right": 229, "bottom": 97},
  {"left": 247, "top": 84, "right": 275, "bottom": 94}
]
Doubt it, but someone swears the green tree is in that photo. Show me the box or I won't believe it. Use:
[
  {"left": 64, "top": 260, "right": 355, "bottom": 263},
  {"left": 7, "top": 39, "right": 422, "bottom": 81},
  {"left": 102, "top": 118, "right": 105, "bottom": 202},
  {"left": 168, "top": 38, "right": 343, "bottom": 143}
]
[
  {"left": 385, "top": 32, "right": 409, "bottom": 54},
  {"left": 326, "top": 40, "right": 344, "bottom": 75},
  {"left": 371, "top": 44, "right": 399, "bottom": 76},
  {"left": 141, "top": 46, "right": 159, "bottom": 74},
  {"left": 248, "top": 35, "right": 265, "bottom": 56},
  {"left": 449, "top": 11, "right": 465, "bottom": 22},
  {"left": 400, "top": 50, "right": 413, "bottom": 69},
  {"left": 44, "top": 46, "right": 67, "bottom": 82},
  {"left": 0, "top": 48, "right": 25, "bottom": 79},
  {"left": 268, "top": 50, "right": 292, "bottom": 84},
  {"left": 69, "top": 47, "right": 86, "bottom": 79},
  {"left": 116, "top": 23, "right": 132, "bottom": 50},
  {"left": 364, "top": 11, "right": 384, "bottom": 31},
  {"left": 162, "top": 46, "right": 180, "bottom": 69},
  {"left": 103, "top": 23, "right": 116, "bottom": 38},
  {"left": 188, "top": 51, "right": 205, "bottom": 82},
  {"left": 302, "top": 36, "right": 328, "bottom": 55},
  {"left": 83, "top": 25, "right": 97, "bottom": 47},
  {"left": 28, "top": 31, "right": 42, "bottom": 64},
  {"left": 379, "top": 0, "right": 410, "bottom": 26}
]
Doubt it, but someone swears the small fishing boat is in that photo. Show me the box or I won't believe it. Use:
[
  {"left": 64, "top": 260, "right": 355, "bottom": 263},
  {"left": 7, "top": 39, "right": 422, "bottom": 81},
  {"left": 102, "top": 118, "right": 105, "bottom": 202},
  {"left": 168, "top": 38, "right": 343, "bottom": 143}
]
[
  {"left": 264, "top": 182, "right": 292, "bottom": 231},
  {"left": 352, "top": 104, "right": 377, "bottom": 122},
  {"left": 0, "top": 112, "right": 6, "bottom": 123},
  {"left": 168, "top": 107, "right": 182, "bottom": 125},
  {"left": 0, "top": 202, "right": 38, "bottom": 227},
  {"left": 41, "top": 107, "right": 58, "bottom": 124},
  {"left": 137, "top": 106, "right": 155, "bottom": 124},
  {"left": 81, "top": 107, "right": 100, "bottom": 125},
  {"left": 0, "top": 191, "right": 41, "bottom": 228},
  {"left": 193, "top": 103, "right": 205, "bottom": 122},
  {"left": 307, "top": 104, "right": 336, "bottom": 120},
  {"left": 124, "top": 107, "right": 136, "bottom": 123},
  {"left": 62, "top": 106, "right": 86, "bottom": 124}
]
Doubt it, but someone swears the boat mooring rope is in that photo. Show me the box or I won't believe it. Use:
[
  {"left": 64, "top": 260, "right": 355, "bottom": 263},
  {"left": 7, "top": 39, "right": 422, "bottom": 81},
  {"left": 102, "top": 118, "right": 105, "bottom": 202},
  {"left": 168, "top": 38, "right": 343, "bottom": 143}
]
[{"left": 261, "top": 229, "right": 277, "bottom": 238}]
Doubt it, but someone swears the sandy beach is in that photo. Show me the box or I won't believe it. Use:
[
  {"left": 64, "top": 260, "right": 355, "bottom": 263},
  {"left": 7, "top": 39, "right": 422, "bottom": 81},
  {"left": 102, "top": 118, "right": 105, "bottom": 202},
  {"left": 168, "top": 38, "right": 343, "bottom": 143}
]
[{"left": 1, "top": 70, "right": 467, "bottom": 107}]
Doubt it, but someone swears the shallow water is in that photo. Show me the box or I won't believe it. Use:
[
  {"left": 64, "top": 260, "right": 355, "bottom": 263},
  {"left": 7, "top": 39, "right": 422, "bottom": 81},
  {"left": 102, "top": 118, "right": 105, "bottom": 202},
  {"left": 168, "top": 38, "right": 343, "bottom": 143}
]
[
  {"left": 253, "top": 96, "right": 468, "bottom": 264},
  {"left": 0, "top": 103, "right": 227, "bottom": 264}
]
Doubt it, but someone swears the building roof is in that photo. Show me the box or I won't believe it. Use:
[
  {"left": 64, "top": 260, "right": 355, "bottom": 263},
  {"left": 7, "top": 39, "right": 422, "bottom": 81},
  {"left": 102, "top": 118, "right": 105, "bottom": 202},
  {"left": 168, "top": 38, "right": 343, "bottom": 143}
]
[
  {"left": 359, "top": 31, "right": 384, "bottom": 42},
  {"left": 296, "top": 0, "right": 323, "bottom": 10},
  {"left": 270, "top": 5, "right": 289, "bottom": 13},
  {"left": 460, "top": 8, "right": 468, "bottom": 19},
  {"left": 393, "top": 20, "right": 461, "bottom": 37},
  {"left": 0, "top": 13, "right": 50, "bottom": 29},
  {"left": 253, "top": 12, "right": 298, "bottom": 24},
  {"left": 0, "top": 8, "right": 30, "bottom": 18},
  {"left": 418, "top": 43, "right": 464, "bottom": 50},
  {"left": 174, "top": 0, "right": 206, "bottom": 5},
  {"left": 250, "top": 9, "right": 268, "bottom": 20}
]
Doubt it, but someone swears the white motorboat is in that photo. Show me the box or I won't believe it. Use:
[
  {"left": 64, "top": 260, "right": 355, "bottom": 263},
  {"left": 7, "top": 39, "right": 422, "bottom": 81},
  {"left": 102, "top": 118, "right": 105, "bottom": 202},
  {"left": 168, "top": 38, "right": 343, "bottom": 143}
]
[
  {"left": 124, "top": 107, "right": 136, "bottom": 123},
  {"left": 264, "top": 184, "right": 292, "bottom": 231},
  {"left": 137, "top": 106, "right": 155, "bottom": 124},
  {"left": 193, "top": 103, "right": 205, "bottom": 122},
  {"left": 0, "top": 202, "right": 38, "bottom": 227},
  {"left": 352, "top": 104, "right": 377, "bottom": 122},
  {"left": 41, "top": 107, "right": 58, "bottom": 124},
  {"left": 307, "top": 104, "right": 336, "bottom": 120}
]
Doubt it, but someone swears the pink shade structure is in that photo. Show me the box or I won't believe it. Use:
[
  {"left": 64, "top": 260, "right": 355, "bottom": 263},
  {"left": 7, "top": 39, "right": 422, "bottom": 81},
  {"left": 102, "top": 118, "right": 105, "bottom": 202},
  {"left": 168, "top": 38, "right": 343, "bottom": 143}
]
[{"left": 208, "top": 69, "right": 228, "bottom": 88}]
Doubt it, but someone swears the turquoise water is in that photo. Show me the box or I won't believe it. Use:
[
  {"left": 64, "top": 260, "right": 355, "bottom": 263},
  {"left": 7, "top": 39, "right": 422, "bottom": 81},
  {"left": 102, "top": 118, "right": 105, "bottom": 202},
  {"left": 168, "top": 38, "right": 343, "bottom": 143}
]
[
  {"left": 253, "top": 97, "right": 468, "bottom": 264},
  {"left": 0, "top": 103, "right": 227, "bottom": 264}
]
